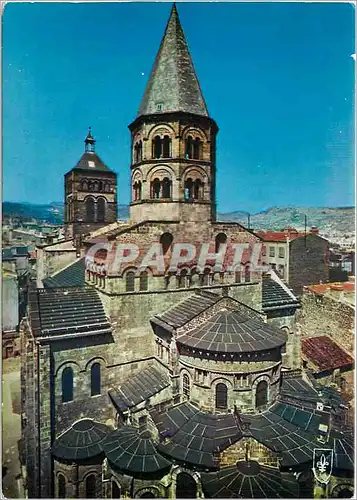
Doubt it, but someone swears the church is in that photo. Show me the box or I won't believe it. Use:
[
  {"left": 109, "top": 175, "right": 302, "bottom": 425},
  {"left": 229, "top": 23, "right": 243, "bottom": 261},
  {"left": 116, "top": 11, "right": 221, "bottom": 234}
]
[{"left": 20, "top": 4, "right": 353, "bottom": 499}]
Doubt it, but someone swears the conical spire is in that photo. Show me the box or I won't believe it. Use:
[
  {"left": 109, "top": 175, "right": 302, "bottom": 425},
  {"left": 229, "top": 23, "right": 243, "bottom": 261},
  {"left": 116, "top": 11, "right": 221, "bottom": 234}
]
[
  {"left": 138, "top": 3, "right": 209, "bottom": 117},
  {"left": 84, "top": 127, "right": 96, "bottom": 152}
]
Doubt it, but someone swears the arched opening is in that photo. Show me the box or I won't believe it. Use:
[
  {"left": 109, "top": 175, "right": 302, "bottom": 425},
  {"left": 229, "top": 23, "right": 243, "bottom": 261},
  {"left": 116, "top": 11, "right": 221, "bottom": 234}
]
[
  {"left": 255, "top": 380, "right": 268, "bottom": 409},
  {"left": 162, "top": 135, "right": 171, "bottom": 158},
  {"left": 91, "top": 363, "right": 101, "bottom": 396},
  {"left": 178, "top": 269, "right": 188, "bottom": 288},
  {"left": 193, "top": 137, "right": 202, "bottom": 159},
  {"left": 133, "top": 181, "right": 142, "bottom": 201},
  {"left": 134, "top": 141, "right": 143, "bottom": 163},
  {"left": 98, "top": 181, "right": 103, "bottom": 192},
  {"left": 235, "top": 270, "right": 241, "bottom": 283},
  {"left": 215, "top": 233, "right": 227, "bottom": 253},
  {"left": 193, "top": 179, "right": 203, "bottom": 199},
  {"left": 81, "top": 180, "right": 88, "bottom": 191},
  {"left": 58, "top": 473, "right": 66, "bottom": 498},
  {"left": 125, "top": 271, "right": 135, "bottom": 292},
  {"left": 151, "top": 178, "right": 161, "bottom": 199},
  {"left": 85, "top": 474, "right": 96, "bottom": 498},
  {"left": 182, "top": 374, "right": 190, "bottom": 399},
  {"left": 105, "top": 182, "right": 111, "bottom": 193},
  {"left": 62, "top": 367, "right": 74, "bottom": 403},
  {"left": 185, "top": 136, "right": 193, "bottom": 159},
  {"left": 160, "top": 233, "right": 173, "bottom": 255},
  {"left": 162, "top": 177, "right": 171, "bottom": 198},
  {"left": 244, "top": 264, "right": 251, "bottom": 283},
  {"left": 190, "top": 270, "right": 200, "bottom": 287},
  {"left": 215, "top": 383, "right": 228, "bottom": 409},
  {"left": 112, "top": 480, "right": 121, "bottom": 499},
  {"left": 336, "top": 489, "right": 353, "bottom": 498},
  {"left": 184, "top": 178, "right": 194, "bottom": 200},
  {"left": 86, "top": 198, "right": 95, "bottom": 223},
  {"left": 202, "top": 268, "right": 211, "bottom": 286},
  {"left": 93, "top": 181, "right": 99, "bottom": 192},
  {"left": 176, "top": 472, "right": 197, "bottom": 499},
  {"left": 97, "top": 198, "right": 106, "bottom": 223},
  {"left": 139, "top": 271, "right": 148, "bottom": 291},
  {"left": 152, "top": 136, "right": 162, "bottom": 159}
]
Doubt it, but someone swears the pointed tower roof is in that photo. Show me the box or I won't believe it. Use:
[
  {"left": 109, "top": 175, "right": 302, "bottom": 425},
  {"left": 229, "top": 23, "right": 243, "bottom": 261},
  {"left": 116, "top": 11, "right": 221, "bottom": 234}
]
[{"left": 138, "top": 3, "right": 209, "bottom": 118}]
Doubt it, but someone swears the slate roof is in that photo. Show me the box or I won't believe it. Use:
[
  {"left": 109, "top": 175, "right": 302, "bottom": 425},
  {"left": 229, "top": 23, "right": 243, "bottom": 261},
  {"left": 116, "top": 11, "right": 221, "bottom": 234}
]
[
  {"left": 103, "top": 427, "right": 171, "bottom": 473},
  {"left": 177, "top": 309, "right": 287, "bottom": 354},
  {"left": 301, "top": 336, "right": 354, "bottom": 372},
  {"left": 72, "top": 151, "right": 113, "bottom": 173},
  {"left": 52, "top": 419, "right": 110, "bottom": 461},
  {"left": 137, "top": 3, "right": 209, "bottom": 118},
  {"left": 150, "top": 402, "right": 243, "bottom": 469},
  {"left": 262, "top": 276, "right": 299, "bottom": 310},
  {"left": 29, "top": 287, "right": 111, "bottom": 338},
  {"left": 153, "top": 291, "right": 221, "bottom": 330},
  {"left": 43, "top": 258, "right": 85, "bottom": 289},
  {"left": 109, "top": 366, "right": 170, "bottom": 412},
  {"left": 2, "top": 248, "right": 15, "bottom": 261},
  {"left": 201, "top": 461, "right": 300, "bottom": 498}
]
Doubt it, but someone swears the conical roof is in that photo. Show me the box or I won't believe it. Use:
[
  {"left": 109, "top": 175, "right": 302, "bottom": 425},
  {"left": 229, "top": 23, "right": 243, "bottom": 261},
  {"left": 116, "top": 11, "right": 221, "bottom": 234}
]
[{"left": 138, "top": 3, "right": 209, "bottom": 118}]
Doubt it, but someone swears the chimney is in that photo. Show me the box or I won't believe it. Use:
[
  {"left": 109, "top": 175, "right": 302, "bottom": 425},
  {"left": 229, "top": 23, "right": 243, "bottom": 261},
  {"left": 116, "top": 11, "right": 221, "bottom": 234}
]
[{"left": 310, "top": 226, "right": 319, "bottom": 234}]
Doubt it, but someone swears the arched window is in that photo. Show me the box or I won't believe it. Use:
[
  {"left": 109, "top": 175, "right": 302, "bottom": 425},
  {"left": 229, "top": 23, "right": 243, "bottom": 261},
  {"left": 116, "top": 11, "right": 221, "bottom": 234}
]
[
  {"left": 194, "top": 179, "right": 203, "bottom": 199},
  {"left": 81, "top": 180, "right": 88, "bottom": 191},
  {"left": 235, "top": 270, "right": 241, "bottom": 283},
  {"left": 125, "top": 271, "right": 135, "bottom": 292},
  {"left": 134, "top": 141, "right": 143, "bottom": 163},
  {"left": 93, "top": 181, "right": 99, "bottom": 192},
  {"left": 193, "top": 137, "right": 201, "bottom": 159},
  {"left": 178, "top": 269, "right": 188, "bottom": 288},
  {"left": 112, "top": 480, "right": 121, "bottom": 499},
  {"left": 91, "top": 363, "right": 101, "bottom": 396},
  {"left": 58, "top": 473, "right": 66, "bottom": 498},
  {"left": 202, "top": 268, "right": 211, "bottom": 286},
  {"left": 152, "top": 136, "right": 162, "bottom": 159},
  {"left": 162, "top": 135, "right": 171, "bottom": 158},
  {"left": 215, "top": 233, "right": 227, "bottom": 253},
  {"left": 151, "top": 178, "right": 161, "bottom": 199},
  {"left": 215, "top": 383, "right": 228, "bottom": 409},
  {"left": 85, "top": 474, "right": 96, "bottom": 499},
  {"left": 97, "top": 198, "right": 106, "bottom": 223},
  {"left": 256, "top": 380, "right": 268, "bottom": 409},
  {"left": 162, "top": 177, "right": 171, "bottom": 198},
  {"left": 62, "top": 367, "right": 73, "bottom": 403},
  {"left": 160, "top": 233, "right": 173, "bottom": 255},
  {"left": 176, "top": 473, "right": 197, "bottom": 499},
  {"left": 185, "top": 136, "right": 193, "bottom": 159},
  {"left": 244, "top": 264, "right": 251, "bottom": 283},
  {"left": 184, "top": 178, "right": 194, "bottom": 200},
  {"left": 98, "top": 181, "right": 103, "bottom": 192},
  {"left": 139, "top": 271, "right": 148, "bottom": 291},
  {"left": 182, "top": 374, "right": 190, "bottom": 399},
  {"left": 105, "top": 182, "right": 111, "bottom": 193},
  {"left": 133, "top": 181, "right": 142, "bottom": 201},
  {"left": 86, "top": 198, "right": 95, "bottom": 223}
]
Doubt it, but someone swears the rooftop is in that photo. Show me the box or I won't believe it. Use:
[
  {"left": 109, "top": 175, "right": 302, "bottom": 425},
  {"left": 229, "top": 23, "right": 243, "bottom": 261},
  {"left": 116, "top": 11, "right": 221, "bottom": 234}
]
[{"left": 301, "top": 335, "right": 354, "bottom": 372}]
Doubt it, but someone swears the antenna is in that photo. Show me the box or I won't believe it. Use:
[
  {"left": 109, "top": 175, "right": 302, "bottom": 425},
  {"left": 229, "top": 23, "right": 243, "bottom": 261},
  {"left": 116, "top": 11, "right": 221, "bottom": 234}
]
[
  {"left": 247, "top": 213, "right": 251, "bottom": 230},
  {"left": 304, "top": 214, "right": 307, "bottom": 247}
]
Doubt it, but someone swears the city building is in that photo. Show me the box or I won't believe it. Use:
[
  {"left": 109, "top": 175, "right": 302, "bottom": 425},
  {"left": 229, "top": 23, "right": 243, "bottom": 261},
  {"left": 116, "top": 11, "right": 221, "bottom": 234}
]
[
  {"left": 257, "top": 227, "right": 329, "bottom": 295},
  {"left": 20, "top": 5, "right": 353, "bottom": 499}
]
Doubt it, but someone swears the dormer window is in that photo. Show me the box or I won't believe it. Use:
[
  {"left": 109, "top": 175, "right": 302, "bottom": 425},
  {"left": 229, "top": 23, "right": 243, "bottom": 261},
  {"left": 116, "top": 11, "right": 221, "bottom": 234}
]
[
  {"left": 88, "top": 161, "right": 95, "bottom": 168},
  {"left": 156, "top": 103, "right": 163, "bottom": 112}
]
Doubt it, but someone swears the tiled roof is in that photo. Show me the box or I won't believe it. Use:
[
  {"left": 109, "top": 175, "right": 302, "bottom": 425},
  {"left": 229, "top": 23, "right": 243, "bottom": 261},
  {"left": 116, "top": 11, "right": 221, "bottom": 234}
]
[
  {"left": 262, "top": 276, "right": 300, "bottom": 310},
  {"left": 151, "top": 402, "right": 243, "bottom": 469},
  {"left": 137, "top": 4, "right": 209, "bottom": 118},
  {"left": 29, "top": 287, "right": 111, "bottom": 338},
  {"left": 257, "top": 231, "right": 299, "bottom": 242},
  {"left": 301, "top": 336, "right": 354, "bottom": 372},
  {"left": 43, "top": 258, "right": 85, "bottom": 288},
  {"left": 153, "top": 291, "right": 221, "bottom": 329},
  {"left": 103, "top": 427, "right": 171, "bottom": 473},
  {"left": 108, "top": 366, "right": 170, "bottom": 412},
  {"left": 177, "top": 308, "right": 287, "bottom": 353},
  {"left": 51, "top": 419, "right": 110, "bottom": 460},
  {"left": 201, "top": 461, "right": 299, "bottom": 498},
  {"left": 73, "top": 151, "right": 114, "bottom": 172},
  {"left": 306, "top": 282, "right": 355, "bottom": 295}
]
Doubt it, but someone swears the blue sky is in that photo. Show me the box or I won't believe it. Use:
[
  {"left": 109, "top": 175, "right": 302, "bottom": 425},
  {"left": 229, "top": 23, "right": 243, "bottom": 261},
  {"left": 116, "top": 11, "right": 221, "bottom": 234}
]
[{"left": 2, "top": 2, "right": 355, "bottom": 213}]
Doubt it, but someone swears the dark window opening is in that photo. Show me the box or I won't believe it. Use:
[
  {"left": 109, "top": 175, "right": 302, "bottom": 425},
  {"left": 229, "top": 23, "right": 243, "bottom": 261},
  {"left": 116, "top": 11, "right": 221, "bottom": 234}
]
[
  {"left": 151, "top": 178, "right": 161, "bottom": 199},
  {"left": 112, "top": 481, "right": 121, "bottom": 499},
  {"left": 183, "top": 374, "right": 190, "bottom": 398},
  {"left": 134, "top": 141, "right": 143, "bottom": 163},
  {"left": 215, "top": 233, "right": 227, "bottom": 253},
  {"left": 81, "top": 180, "right": 88, "bottom": 191},
  {"left": 86, "top": 198, "right": 95, "bottom": 223},
  {"left": 235, "top": 270, "right": 241, "bottom": 283},
  {"left": 140, "top": 271, "right": 148, "bottom": 291},
  {"left": 185, "top": 178, "right": 194, "bottom": 200},
  {"left": 62, "top": 367, "right": 73, "bottom": 403},
  {"left": 126, "top": 271, "right": 135, "bottom": 292},
  {"left": 162, "top": 177, "right": 171, "bottom": 198},
  {"left": 140, "top": 493, "right": 155, "bottom": 499},
  {"left": 162, "top": 135, "right": 171, "bottom": 158},
  {"left": 193, "top": 138, "right": 202, "bottom": 159},
  {"left": 85, "top": 474, "right": 96, "bottom": 499},
  {"left": 215, "top": 383, "right": 228, "bottom": 409},
  {"left": 152, "top": 136, "right": 162, "bottom": 159},
  {"left": 160, "top": 233, "right": 173, "bottom": 255},
  {"left": 194, "top": 179, "right": 203, "bottom": 199},
  {"left": 202, "top": 268, "right": 210, "bottom": 285},
  {"left": 133, "top": 181, "right": 142, "bottom": 201},
  {"left": 97, "top": 198, "right": 105, "bottom": 223},
  {"left": 244, "top": 264, "right": 250, "bottom": 283},
  {"left": 91, "top": 363, "right": 101, "bottom": 396},
  {"left": 58, "top": 474, "right": 66, "bottom": 499},
  {"left": 185, "top": 136, "right": 193, "bottom": 159},
  {"left": 176, "top": 473, "right": 197, "bottom": 499},
  {"left": 256, "top": 380, "right": 268, "bottom": 408}
]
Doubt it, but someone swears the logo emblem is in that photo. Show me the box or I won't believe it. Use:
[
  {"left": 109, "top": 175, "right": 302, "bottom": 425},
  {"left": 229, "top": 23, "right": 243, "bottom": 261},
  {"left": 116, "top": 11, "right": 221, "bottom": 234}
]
[{"left": 313, "top": 449, "right": 334, "bottom": 484}]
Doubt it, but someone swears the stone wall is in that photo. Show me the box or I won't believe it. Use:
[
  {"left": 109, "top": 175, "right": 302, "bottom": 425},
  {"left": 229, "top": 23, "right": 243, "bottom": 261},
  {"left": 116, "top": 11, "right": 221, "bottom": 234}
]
[
  {"left": 219, "top": 437, "right": 278, "bottom": 467},
  {"left": 267, "top": 309, "right": 301, "bottom": 370},
  {"left": 297, "top": 290, "right": 354, "bottom": 354}
]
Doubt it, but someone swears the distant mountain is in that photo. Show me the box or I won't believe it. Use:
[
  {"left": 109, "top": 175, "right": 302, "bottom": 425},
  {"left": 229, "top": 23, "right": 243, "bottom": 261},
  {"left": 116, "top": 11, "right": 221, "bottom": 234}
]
[{"left": 2, "top": 202, "right": 355, "bottom": 237}]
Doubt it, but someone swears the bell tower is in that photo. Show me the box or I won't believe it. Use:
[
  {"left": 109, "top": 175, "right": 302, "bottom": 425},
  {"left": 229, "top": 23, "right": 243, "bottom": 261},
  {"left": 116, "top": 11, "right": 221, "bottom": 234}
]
[
  {"left": 128, "top": 3, "right": 218, "bottom": 223},
  {"left": 64, "top": 129, "right": 118, "bottom": 241}
]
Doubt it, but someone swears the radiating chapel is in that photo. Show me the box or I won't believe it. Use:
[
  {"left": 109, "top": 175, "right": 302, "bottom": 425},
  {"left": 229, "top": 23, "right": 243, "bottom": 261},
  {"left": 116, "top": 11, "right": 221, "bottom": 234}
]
[{"left": 21, "top": 4, "right": 354, "bottom": 499}]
